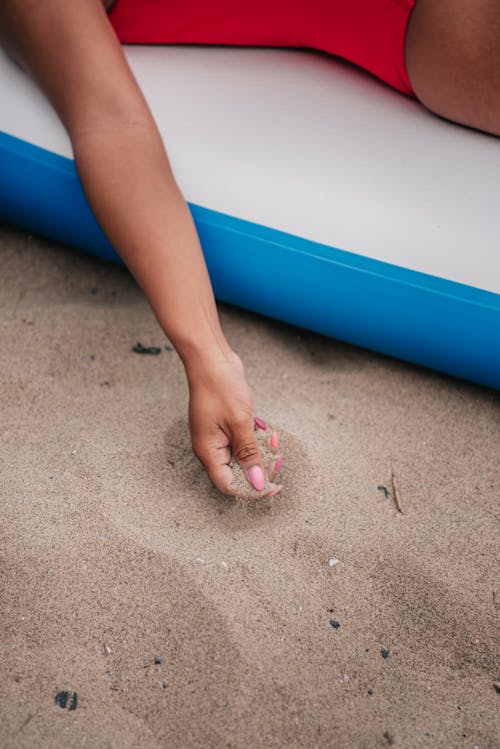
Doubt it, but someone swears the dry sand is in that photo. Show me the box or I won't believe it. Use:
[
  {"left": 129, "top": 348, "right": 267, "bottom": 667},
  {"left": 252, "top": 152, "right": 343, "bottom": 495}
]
[{"left": 1, "top": 223, "right": 499, "bottom": 749}]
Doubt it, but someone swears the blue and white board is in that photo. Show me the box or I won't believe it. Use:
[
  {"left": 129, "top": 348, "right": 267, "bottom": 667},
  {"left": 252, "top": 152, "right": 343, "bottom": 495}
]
[{"left": 1, "top": 46, "right": 499, "bottom": 388}]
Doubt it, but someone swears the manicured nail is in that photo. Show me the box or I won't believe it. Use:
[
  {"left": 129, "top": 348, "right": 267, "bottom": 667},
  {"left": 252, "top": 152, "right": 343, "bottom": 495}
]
[
  {"left": 270, "top": 432, "right": 278, "bottom": 451},
  {"left": 248, "top": 465, "right": 265, "bottom": 491},
  {"left": 268, "top": 455, "right": 283, "bottom": 482},
  {"left": 254, "top": 416, "right": 268, "bottom": 431}
]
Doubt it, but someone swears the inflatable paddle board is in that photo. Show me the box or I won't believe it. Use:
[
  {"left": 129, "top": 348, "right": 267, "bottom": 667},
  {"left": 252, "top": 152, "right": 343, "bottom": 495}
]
[{"left": 0, "top": 46, "right": 499, "bottom": 388}]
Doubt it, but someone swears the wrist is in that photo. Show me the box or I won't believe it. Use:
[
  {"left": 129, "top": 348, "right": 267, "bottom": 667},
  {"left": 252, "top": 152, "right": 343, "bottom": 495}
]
[{"left": 179, "top": 337, "right": 241, "bottom": 383}]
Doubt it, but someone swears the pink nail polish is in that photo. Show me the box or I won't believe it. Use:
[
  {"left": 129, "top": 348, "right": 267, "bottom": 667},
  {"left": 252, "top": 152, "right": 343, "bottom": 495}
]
[
  {"left": 248, "top": 465, "right": 265, "bottom": 491},
  {"left": 270, "top": 432, "right": 279, "bottom": 451},
  {"left": 254, "top": 416, "right": 268, "bottom": 431},
  {"left": 274, "top": 456, "right": 283, "bottom": 474},
  {"left": 266, "top": 485, "right": 284, "bottom": 498}
]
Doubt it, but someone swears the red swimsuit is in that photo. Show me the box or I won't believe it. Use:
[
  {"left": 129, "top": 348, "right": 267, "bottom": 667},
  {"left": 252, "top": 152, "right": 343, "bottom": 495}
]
[{"left": 109, "top": 0, "right": 416, "bottom": 97}]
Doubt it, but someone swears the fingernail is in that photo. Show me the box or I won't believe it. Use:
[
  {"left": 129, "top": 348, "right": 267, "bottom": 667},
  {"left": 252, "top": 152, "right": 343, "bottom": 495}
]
[
  {"left": 254, "top": 416, "right": 268, "bottom": 431},
  {"left": 269, "top": 455, "right": 283, "bottom": 482},
  {"left": 248, "top": 465, "right": 265, "bottom": 491},
  {"left": 270, "top": 432, "right": 278, "bottom": 451}
]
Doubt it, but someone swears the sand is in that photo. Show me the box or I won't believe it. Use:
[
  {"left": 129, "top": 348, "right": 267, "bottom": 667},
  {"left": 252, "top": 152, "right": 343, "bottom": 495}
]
[
  {"left": 1, "top": 223, "right": 499, "bottom": 749},
  {"left": 229, "top": 420, "right": 284, "bottom": 499}
]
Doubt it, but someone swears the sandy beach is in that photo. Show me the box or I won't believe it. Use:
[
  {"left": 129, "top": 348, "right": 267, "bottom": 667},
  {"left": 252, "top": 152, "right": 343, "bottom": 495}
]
[{"left": 1, "top": 222, "right": 498, "bottom": 748}]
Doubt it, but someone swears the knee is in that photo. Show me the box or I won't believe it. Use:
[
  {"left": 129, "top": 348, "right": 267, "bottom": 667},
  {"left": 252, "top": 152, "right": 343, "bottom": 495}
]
[{"left": 405, "top": 0, "right": 500, "bottom": 136}]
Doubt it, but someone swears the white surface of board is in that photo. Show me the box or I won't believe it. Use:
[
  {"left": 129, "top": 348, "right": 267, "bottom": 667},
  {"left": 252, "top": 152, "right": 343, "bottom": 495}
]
[{"left": 1, "top": 45, "right": 499, "bottom": 293}]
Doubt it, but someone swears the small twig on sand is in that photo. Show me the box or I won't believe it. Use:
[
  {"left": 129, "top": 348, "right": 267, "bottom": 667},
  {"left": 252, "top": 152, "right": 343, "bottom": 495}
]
[
  {"left": 15, "top": 712, "right": 35, "bottom": 735},
  {"left": 390, "top": 467, "right": 404, "bottom": 515}
]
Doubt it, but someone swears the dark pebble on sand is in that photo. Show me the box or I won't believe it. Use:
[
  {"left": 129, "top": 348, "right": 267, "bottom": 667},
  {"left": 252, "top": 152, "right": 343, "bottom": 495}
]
[
  {"left": 367, "top": 688, "right": 374, "bottom": 695},
  {"left": 132, "top": 342, "right": 162, "bottom": 355},
  {"left": 329, "top": 620, "right": 341, "bottom": 629},
  {"left": 55, "top": 691, "right": 78, "bottom": 710},
  {"left": 381, "top": 649, "right": 390, "bottom": 659},
  {"left": 154, "top": 656, "right": 163, "bottom": 665},
  {"left": 377, "top": 485, "right": 389, "bottom": 498},
  {"left": 165, "top": 345, "right": 174, "bottom": 351}
]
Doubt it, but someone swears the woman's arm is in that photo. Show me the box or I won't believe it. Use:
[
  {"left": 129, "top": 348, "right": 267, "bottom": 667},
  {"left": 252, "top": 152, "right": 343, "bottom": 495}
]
[{"left": 0, "top": 0, "right": 273, "bottom": 496}]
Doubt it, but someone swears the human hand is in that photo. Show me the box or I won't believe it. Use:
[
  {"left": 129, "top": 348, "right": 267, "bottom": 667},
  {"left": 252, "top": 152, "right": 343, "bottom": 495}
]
[{"left": 186, "top": 350, "right": 284, "bottom": 497}]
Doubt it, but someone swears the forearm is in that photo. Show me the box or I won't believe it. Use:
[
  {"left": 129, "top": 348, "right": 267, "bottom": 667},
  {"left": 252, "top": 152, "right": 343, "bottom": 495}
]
[
  {"left": 1, "top": 0, "right": 230, "bottom": 369},
  {"left": 1, "top": 0, "right": 272, "bottom": 496},
  {"left": 73, "top": 122, "right": 232, "bottom": 370}
]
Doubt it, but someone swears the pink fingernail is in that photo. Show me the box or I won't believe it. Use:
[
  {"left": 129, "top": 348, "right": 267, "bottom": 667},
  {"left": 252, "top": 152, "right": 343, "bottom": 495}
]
[
  {"left": 254, "top": 416, "right": 268, "bottom": 431},
  {"left": 274, "top": 456, "right": 283, "bottom": 474},
  {"left": 270, "top": 432, "right": 278, "bottom": 451},
  {"left": 266, "top": 485, "right": 284, "bottom": 498},
  {"left": 248, "top": 465, "right": 265, "bottom": 491}
]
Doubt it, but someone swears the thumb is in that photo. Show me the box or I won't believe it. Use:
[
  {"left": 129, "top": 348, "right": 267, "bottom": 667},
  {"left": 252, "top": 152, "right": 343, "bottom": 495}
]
[{"left": 229, "top": 418, "right": 265, "bottom": 492}]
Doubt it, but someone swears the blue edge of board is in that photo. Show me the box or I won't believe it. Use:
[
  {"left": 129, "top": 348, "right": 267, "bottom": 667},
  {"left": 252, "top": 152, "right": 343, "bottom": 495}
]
[{"left": 1, "top": 131, "right": 499, "bottom": 389}]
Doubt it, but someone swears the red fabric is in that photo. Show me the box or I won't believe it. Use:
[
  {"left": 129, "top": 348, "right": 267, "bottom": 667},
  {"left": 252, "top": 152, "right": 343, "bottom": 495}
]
[{"left": 109, "top": 0, "right": 416, "bottom": 97}]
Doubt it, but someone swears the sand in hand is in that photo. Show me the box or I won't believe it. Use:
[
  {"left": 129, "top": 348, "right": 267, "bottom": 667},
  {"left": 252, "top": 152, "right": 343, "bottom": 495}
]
[{"left": 229, "top": 418, "right": 284, "bottom": 500}]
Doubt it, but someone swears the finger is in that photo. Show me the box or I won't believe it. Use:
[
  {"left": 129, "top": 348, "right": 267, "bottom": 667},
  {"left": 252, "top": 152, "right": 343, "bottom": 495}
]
[
  {"left": 254, "top": 416, "right": 268, "bottom": 431},
  {"left": 264, "top": 483, "right": 284, "bottom": 498},
  {"left": 191, "top": 434, "right": 235, "bottom": 495},
  {"left": 206, "top": 461, "right": 237, "bottom": 497},
  {"left": 229, "top": 417, "right": 265, "bottom": 491},
  {"left": 268, "top": 431, "right": 279, "bottom": 453},
  {"left": 268, "top": 455, "right": 284, "bottom": 483}
]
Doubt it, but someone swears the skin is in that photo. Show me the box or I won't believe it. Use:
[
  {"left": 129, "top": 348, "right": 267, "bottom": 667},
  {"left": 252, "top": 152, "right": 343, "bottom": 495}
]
[
  {"left": 0, "top": 0, "right": 276, "bottom": 498},
  {"left": 405, "top": 0, "right": 500, "bottom": 137},
  {"left": 0, "top": 2, "right": 497, "bottom": 495}
]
